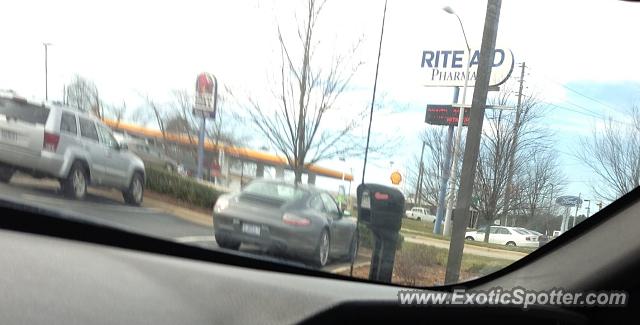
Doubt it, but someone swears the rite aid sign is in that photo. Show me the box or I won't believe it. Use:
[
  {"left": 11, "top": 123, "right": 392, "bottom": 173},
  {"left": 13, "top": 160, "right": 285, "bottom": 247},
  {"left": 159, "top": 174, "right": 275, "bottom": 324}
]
[{"left": 420, "top": 49, "right": 514, "bottom": 87}]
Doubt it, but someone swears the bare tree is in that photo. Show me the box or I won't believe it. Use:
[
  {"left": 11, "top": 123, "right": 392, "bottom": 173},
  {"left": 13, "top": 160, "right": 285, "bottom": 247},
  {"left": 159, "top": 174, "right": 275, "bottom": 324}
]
[
  {"left": 472, "top": 88, "right": 553, "bottom": 242},
  {"left": 243, "top": 0, "right": 366, "bottom": 184},
  {"left": 105, "top": 101, "right": 127, "bottom": 128},
  {"left": 204, "top": 87, "right": 247, "bottom": 148},
  {"left": 577, "top": 105, "right": 640, "bottom": 201},
  {"left": 511, "top": 149, "right": 566, "bottom": 233},
  {"left": 406, "top": 128, "right": 463, "bottom": 208},
  {"left": 66, "top": 75, "right": 100, "bottom": 117}
]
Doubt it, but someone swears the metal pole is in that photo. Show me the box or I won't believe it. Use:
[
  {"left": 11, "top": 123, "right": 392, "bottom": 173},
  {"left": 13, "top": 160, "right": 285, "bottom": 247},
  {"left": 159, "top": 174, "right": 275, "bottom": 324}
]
[
  {"left": 196, "top": 116, "right": 206, "bottom": 180},
  {"left": 434, "top": 87, "right": 459, "bottom": 235},
  {"left": 445, "top": 0, "right": 502, "bottom": 285},
  {"left": 501, "top": 62, "right": 526, "bottom": 226},
  {"left": 443, "top": 17, "right": 472, "bottom": 237},
  {"left": 43, "top": 43, "right": 51, "bottom": 101},
  {"left": 415, "top": 141, "right": 426, "bottom": 205}
]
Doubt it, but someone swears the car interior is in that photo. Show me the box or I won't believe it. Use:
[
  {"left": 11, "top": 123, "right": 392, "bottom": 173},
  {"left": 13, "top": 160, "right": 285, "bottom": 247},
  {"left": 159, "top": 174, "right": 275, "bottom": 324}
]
[{"left": 1, "top": 185, "right": 638, "bottom": 324}]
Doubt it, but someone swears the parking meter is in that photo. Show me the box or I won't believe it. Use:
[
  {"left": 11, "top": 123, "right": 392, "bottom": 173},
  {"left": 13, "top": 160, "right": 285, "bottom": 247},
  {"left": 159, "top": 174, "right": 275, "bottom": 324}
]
[{"left": 357, "top": 183, "right": 404, "bottom": 283}]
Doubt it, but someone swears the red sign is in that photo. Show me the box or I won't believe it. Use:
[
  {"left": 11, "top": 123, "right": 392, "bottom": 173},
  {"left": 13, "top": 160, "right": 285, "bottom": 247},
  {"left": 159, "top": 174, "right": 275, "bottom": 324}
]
[
  {"left": 374, "top": 192, "right": 390, "bottom": 200},
  {"left": 196, "top": 73, "right": 214, "bottom": 96},
  {"left": 194, "top": 72, "right": 217, "bottom": 118},
  {"left": 425, "top": 104, "right": 470, "bottom": 126}
]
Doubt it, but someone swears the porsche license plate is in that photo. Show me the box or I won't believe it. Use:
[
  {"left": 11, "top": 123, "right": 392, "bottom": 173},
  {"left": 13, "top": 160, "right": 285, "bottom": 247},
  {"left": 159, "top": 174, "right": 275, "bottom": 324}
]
[{"left": 242, "top": 223, "right": 261, "bottom": 236}]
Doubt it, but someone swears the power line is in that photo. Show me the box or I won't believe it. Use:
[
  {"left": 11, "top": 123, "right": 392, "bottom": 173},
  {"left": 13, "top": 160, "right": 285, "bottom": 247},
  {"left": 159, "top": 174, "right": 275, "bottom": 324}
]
[
  {"left": 538, "top": 99, "right": 634, "bottom": 127},
  {"left": 527, "top": 67, "right": 623, "bottom": 114},
  {"left": 502, "top": 90, "right": 612, "bottom": 122}
]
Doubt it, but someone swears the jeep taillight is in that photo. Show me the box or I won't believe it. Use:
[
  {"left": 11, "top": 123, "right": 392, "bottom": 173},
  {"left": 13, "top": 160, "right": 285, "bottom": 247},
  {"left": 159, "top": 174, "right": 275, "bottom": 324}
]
[{"left": 43, "top": 132, "right": 60, "bottom": 152}]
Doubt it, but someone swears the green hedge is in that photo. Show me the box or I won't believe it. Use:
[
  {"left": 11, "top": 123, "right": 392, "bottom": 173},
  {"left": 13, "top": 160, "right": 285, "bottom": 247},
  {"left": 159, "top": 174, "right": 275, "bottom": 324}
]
[{"left": 145, "top": 167, "right": 226, "bottom": 209}]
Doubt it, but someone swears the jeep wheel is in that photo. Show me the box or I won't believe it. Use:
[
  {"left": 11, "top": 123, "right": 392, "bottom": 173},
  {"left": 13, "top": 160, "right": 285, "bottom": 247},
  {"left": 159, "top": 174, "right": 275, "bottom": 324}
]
[
  {"left": 123, "top": 173, "right": 144, "bottom": 206},
  {"left": 63, "top": 163, "right": 87, "bottom": 200},
  {"left": 0, "top": 165, "right": 15, "bottom": 183}
]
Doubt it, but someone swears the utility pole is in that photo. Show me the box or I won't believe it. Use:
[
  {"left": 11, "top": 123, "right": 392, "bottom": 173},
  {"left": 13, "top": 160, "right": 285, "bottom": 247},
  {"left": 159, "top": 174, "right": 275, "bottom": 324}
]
[
  {"left": 501, "top": 62, "right": 526, "bottom": 226},
  {"left": 445, "top": 0, "right": 502, "bottom": 285},
  {"left": 415, "top": 141, "right": 426, "bottom": 205},
  {"left": 43, "top": 43, "right": 52, "bottom": 101}
]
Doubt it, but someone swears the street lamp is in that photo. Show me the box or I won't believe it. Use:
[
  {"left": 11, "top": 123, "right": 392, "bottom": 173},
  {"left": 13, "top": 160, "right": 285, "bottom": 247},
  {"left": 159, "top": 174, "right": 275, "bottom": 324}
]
[
  {"left": 583, "top": 199, "right": 591, "bottom": 218},
  {"left": 43, "top": 42, "right": 52, "bottom": 101},
  {"left": 442, "top": 6, "right": 472, "bottom": 236}
]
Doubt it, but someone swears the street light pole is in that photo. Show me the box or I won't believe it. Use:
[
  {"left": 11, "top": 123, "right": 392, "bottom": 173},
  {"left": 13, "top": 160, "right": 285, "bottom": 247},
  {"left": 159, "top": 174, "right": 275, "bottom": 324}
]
[
  {"left": 43, "top": 42, "right": 52, "bottom": 101},
  {"left": 442, "top": 7, "right": 472, "bottom": 236}
]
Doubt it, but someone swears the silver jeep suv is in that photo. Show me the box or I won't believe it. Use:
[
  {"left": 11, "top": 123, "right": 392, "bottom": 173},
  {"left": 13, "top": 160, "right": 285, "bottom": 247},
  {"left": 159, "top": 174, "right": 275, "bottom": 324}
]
[{"left": 0, "top": 92, "right": 145, "bottom": 205}]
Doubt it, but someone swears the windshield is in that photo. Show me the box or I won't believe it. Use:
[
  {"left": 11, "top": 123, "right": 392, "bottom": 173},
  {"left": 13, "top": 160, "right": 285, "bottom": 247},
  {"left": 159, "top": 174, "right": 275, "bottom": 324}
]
[
  {"left": 0, "top": 98, "right": 49, "bottom": 124},
  {"left": 243, "top": 181, "right": 308, "bottom": 202},
  {"left": 0, "top": 0, "right": 638, "bottom": 288}
]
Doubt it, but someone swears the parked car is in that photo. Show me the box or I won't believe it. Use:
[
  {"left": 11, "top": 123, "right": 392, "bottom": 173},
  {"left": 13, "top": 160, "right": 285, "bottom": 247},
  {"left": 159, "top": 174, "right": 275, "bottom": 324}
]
[
  {"left": 0, "top": 93, "right": 145, "bottom": 205},
  {"left": 464, "top": 226, "right": 539, "bottom": 247},
  {"left": 404, "top": 206, "right": 436, "bottom": 222},
  {"left": 213, "top": 179, "right": 358, "bottom": 267},
  {"left": 523, "top": 229, "right": 550, "bottom": 246},
  {"left": 119, "top": 138, "right": 178, "bottom": 172}
]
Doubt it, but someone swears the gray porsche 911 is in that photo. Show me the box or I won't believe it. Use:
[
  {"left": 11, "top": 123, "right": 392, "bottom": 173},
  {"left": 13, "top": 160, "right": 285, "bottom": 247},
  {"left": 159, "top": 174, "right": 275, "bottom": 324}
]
[{"left": 213, "top": 179, "right": 358, "bottom": 267}]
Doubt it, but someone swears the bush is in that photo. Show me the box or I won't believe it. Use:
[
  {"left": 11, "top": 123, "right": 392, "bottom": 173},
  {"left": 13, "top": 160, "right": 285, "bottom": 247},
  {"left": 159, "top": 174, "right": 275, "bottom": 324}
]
[
  {"left": 145, "top": 167, "right": 227, "bottom": 209},
  {"left": 358, "top": 223, "right": 404, "bottom": 251},
  {"left": 393, "top": 244, "right": 444, "bottom": 285}
]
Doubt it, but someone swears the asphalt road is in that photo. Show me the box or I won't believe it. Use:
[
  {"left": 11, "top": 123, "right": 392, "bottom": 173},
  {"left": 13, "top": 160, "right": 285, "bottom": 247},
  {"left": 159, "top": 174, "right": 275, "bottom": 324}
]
[{"left": 0, "top": 175, "right": 356, "bottom": 272}]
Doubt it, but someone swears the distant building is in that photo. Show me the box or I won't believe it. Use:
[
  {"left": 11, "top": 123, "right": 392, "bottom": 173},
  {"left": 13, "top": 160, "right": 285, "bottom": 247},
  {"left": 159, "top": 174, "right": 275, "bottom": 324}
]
[{"left": 104, "top": 118, "right": 353, "bottom": 192}]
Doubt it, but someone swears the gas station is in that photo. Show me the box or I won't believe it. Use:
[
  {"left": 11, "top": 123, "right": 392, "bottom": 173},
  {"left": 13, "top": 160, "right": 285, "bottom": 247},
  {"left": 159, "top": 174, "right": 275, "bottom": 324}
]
[{"left": 102, "top": 118, "right": 353, "bottom": 192}]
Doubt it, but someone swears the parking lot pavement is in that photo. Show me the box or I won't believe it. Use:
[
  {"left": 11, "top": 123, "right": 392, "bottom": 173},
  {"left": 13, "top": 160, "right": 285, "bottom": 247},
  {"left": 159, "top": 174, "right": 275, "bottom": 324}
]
[
  {"left": 1, "top": 175, "right": 214, "bottom": 240},
  {"left": 0, "top": 174, "right": 352, "bottom": 272}
]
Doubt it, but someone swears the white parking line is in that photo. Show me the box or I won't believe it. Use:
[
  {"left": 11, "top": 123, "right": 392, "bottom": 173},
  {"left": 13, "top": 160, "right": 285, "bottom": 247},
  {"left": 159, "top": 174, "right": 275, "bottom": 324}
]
[{"left": 174, "top": 235, "right": 217, "bottom": 243}]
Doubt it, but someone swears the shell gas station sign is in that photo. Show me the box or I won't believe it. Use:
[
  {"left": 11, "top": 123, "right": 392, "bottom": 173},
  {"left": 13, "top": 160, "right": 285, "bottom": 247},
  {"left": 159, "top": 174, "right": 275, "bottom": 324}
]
[{"left": 390, "top": 171, "right": 402, "bottom": 185}]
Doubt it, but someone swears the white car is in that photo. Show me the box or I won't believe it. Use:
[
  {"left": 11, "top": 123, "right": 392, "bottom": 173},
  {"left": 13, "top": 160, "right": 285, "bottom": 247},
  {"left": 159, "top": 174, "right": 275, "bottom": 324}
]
[
  {"left": 465, "top": 226, "right": 539, "bottom": 247},
  {"left": 404, "top": 207, "right": 436, "bottom": 223}
]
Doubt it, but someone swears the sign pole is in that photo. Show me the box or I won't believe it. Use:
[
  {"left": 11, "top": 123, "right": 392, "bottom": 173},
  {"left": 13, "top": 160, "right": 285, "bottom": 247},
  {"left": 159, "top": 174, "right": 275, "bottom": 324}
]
[
  {"left": 193, "top": 73, "right": 218, "bottom": 181},
  {"left": 196, "top": 115, "right": 206, "bottom": 180},
  {"left": 434, "top": 87, "right": 459, "bottom": 234}
]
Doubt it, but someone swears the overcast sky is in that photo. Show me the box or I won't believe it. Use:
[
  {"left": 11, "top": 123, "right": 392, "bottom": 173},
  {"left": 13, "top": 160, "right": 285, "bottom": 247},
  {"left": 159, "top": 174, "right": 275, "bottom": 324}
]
[{"left": 2, "top": 0, "right": 639, "bottom": 211}]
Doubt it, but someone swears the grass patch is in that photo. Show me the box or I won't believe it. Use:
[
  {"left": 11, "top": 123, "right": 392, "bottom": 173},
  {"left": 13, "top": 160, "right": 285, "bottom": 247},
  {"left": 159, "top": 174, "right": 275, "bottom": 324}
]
[
  {"left": 463, "top": 239, "right": 536, "bottom": 254},
  {"left": 393, "top": 242, "right": 513, "bottom": 283},
  {"left": 460, "top": 254, "right": 512, "bottom": 276},
  {"left": 401, "top": 218, "right": 435, "bottom": 234},
  {"left": 401, "top": 218, "right": 535, "bottom": 254}
]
